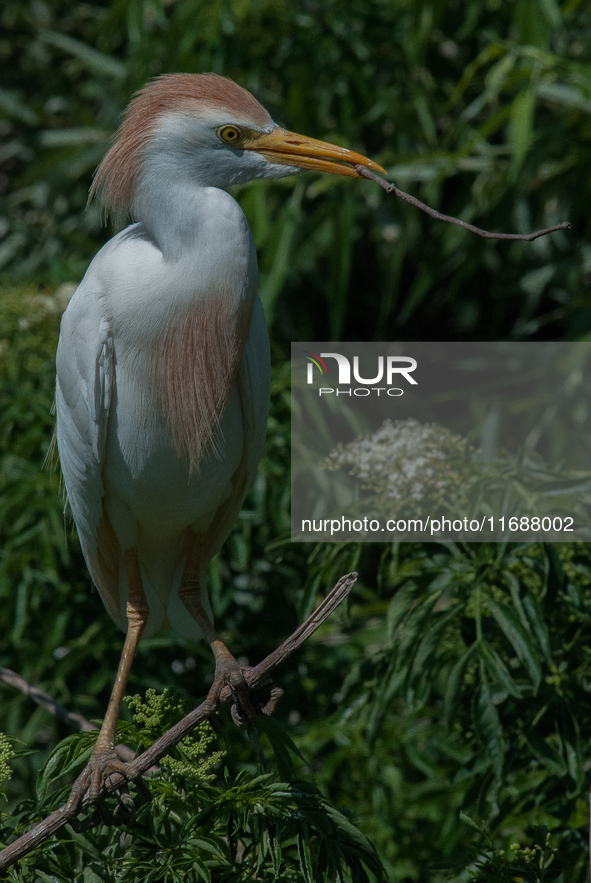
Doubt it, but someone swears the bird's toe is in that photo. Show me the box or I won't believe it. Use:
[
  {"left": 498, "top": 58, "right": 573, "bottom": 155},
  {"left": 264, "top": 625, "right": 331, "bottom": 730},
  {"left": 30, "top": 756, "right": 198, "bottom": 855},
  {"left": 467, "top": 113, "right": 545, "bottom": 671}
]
[
  {"left": 67, "top": 747, "right": 149, "bottom": 823},
  {"left": 207, "top": 654, "right": 257, "bottom": 725},
  {"left": 206, "top": 653, "right": 285, "bottom": 725}
]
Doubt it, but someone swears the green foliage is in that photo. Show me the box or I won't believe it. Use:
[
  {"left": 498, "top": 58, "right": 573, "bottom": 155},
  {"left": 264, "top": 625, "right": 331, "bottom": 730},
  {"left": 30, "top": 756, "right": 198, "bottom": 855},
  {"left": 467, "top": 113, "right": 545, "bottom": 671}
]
[
  {"left": 294, "top": 541, "right": 591, "bottom": 880},
  {"left": 1, "top": 688, "right": 385, "bottom": 882},
  {"left": 458, "top": 816, "right": 563, "bottom": 882},
  {"left": 126, "top": 689, "right": 225, "bottom": 783},
  {"left": 0, "top": 735, "right": 16, "bottom": 791}
]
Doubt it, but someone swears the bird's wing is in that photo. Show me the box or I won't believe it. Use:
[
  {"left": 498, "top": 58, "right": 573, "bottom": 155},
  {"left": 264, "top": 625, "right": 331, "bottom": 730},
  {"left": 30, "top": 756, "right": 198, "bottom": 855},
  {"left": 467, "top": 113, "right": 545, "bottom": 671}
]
[
  {"left": 202, "top": 295, "right": 271, "bottom": 562},
  {"left": 55, "top": 279, "right": 123, "bottom": 626},
  {"left": 239, "top": 296, "right": 272, "bottom": 481}
]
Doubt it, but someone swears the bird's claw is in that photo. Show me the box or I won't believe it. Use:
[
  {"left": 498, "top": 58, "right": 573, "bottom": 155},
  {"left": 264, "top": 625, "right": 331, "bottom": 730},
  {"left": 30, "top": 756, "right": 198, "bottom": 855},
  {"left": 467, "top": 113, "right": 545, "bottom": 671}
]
[
  {"left": 230, "top": 697, "right": 250, "bottom": 727},
  {"left": 207, "top": 666, "right": 256, "bottom": 727},
  {"left": 229, "top": 679, "right": 283, "bottom": 724},
  {"left": 260, "top": 683, "right": 284, "bottom": 717},
  {"left": 206, "top": 656, "right": 284, "bottom": 726},
  {"left": 201, "top": 699, "right": 223, "bottom": 732},
  {"left": 66, "top": 748, "right": 150, "bottom": 825},
  {"left": 111, "top": 783, "right": 138, "bottom": 825}
]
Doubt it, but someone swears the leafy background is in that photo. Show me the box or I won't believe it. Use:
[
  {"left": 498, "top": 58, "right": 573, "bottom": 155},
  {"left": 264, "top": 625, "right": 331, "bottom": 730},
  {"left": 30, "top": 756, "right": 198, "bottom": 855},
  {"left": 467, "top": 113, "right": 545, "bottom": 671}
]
[{"left": 1, "top": 0, "right": 591, "bottom": 880}]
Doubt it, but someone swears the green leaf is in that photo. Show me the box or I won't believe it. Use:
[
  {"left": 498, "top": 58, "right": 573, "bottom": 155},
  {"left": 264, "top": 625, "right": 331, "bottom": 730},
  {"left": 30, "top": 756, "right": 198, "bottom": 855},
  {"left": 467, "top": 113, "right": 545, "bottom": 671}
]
[
  {"left": 191, "top": 858, "right": 211, "bottom": 883},
  {"left": 537, "top": 82, "right": 591, "bottom": 112},
  {"left": 324, "top": 804, "right": 385, "bottom": 876},
  {"left": 524, "top": 728, "right": 566, "bottom": 776},
  {"left": 459, "top": 811, "right": 486, "bottom": 834},
  {"left": 509, "top": 85, "right": 537, "bottom": 180},
  {"left": 444, "top": 643, "right": 478, "bottom": 722},
  {"left": 538, "top": 0, "right": 561, "bottom": 27},
  {"left": 39, "top": 128, "right": 109, "bottom": 148},
  {"left": 297, "top": 828, "right": 314, "bottom": 883},
  {"left": 411, "top": 608, "right": 457, "bottom": 679},
  {"left": 521, "top": 592, "right": 552, "bottom": 666},
  {"left": 259, "top": 180, "right": 304, "bottom": 322},
  {"left": 81, "top": 865, "right": 103, "bottom": 883},
  {"left": 39, "top": 30, "right": 127, "bottom": 78},
  {"left": 386, "top": 582, "right": 418, "bottom": 640},
  {"left": 560, "top": 713, "right": 583, "bottom": 786},
  {"left": 485, "top": 51, "right": 516, "bottom": 94},
  {"left": 36, "top": 732, "right": 96, "bottom": 801},
  {"left": 187, "top": 836, "right": 226, "bottom": 858},
  {"left": 477, "top": 641, "right": 521, "bottom": 697},
  {"left": 0, "top": 87, "right": 39, "bottom": 125},
  {"left": 486, "top": 599, "right": 542, "bottom": 691},
  {"left": 255, "top": 714, "right": 305, "bottom": 781},
  {"left": 34, "top": 873, "right": 63, "bottom": 883},
  {"left": 476, "top": 682, "right": 504, "bottom": 778},
  {"left": 66, "top": 828, "right": 105, "bottom": 864},
  {"left": 367, "top": 667, "right": 406, "bottom": 744}
]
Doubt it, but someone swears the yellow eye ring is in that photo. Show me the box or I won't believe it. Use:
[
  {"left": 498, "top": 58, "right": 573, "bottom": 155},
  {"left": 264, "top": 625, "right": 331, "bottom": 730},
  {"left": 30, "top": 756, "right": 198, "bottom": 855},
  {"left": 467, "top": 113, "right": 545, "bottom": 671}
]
[{"left": 217, "top": 125, "right": 243, "bottom": 145}]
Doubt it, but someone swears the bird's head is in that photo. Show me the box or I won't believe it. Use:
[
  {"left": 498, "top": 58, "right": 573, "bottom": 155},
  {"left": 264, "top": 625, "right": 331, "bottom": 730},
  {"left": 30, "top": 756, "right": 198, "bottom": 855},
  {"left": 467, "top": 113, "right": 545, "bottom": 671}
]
[{"left": 90, "top": 73, "right": 386, "bottom": 219}]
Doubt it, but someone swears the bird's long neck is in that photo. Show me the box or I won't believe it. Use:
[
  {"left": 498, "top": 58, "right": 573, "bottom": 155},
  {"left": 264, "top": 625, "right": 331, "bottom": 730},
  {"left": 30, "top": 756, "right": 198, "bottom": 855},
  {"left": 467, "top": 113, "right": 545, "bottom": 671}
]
[
  {"left": 133, "top": 170, "right": 209, "bottom": 261},
  {"left": 128, "top": 173, "right": 258, "bottom": 471},
  {"left": 131, "top": 127, "right": 244, "bottom": 259}
]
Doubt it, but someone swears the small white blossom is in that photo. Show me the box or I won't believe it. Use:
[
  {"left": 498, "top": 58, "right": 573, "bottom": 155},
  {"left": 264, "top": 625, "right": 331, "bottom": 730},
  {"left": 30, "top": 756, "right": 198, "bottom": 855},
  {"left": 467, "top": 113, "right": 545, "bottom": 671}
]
[{"left": 325, "top": 418, "right": 470, "bottom": 514}]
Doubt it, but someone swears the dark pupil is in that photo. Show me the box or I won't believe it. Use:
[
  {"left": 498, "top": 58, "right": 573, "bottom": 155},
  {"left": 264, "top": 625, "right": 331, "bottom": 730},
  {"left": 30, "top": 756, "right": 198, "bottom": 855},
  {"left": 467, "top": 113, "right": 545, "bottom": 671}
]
[{"left": 227, "top": 129, "right": 237, "bottom": 140}]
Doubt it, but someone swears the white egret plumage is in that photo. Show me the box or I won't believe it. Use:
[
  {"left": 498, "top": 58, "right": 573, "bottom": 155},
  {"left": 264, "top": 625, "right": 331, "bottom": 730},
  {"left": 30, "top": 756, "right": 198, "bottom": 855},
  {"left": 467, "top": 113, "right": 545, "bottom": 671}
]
[{"left": 55, "top": 72, "right": 385, "bottom": 809}]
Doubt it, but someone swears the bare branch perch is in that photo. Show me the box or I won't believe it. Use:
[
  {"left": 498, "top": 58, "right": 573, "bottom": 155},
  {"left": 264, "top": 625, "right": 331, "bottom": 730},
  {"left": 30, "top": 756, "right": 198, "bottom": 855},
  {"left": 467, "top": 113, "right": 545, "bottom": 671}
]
[
  {"left": 0, "top": 572, "right": 357, "bottom": 871},
  {"left": 354, "top": 165, "right": 571, "bottom": 241}
]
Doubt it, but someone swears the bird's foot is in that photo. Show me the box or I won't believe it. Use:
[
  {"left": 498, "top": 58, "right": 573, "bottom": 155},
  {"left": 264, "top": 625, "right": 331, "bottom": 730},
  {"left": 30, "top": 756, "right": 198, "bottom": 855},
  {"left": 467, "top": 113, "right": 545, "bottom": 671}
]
[
  {"left": 66, "top": 747, "right": 151, "bottom": 826},
  {"left": 207, "top": 644, "right": 284, "bottom": 726},
  {"left": 207, "top": 648, "right": 255, "bottom": 726}
]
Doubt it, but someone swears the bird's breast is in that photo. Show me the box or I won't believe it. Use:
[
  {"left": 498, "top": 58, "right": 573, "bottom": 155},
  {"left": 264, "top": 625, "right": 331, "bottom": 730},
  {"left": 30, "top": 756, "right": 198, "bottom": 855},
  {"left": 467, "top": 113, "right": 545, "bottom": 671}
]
[
  {"left": 157, "top": 288, "right": 254, "bottom": 471},
  {"left": 103, "top": 379, "right": 245, "bottom": 541}
]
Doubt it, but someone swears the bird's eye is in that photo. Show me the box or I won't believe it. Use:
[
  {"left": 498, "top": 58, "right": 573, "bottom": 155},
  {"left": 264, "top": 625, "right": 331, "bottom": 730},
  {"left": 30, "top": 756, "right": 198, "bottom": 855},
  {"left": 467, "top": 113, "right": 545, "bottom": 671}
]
[{"left": 217, "top": 125, "right": 243, "bottom": 145}]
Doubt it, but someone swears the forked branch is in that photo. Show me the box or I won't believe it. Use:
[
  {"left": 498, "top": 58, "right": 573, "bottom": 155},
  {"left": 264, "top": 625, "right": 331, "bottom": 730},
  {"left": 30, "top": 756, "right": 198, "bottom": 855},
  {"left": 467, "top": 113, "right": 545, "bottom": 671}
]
[
  {"left": 0, "top": 572, "right": 357, "bottom": 871},
  {"left": 354, "top": 165, "right": 571, "bottom": 241}
]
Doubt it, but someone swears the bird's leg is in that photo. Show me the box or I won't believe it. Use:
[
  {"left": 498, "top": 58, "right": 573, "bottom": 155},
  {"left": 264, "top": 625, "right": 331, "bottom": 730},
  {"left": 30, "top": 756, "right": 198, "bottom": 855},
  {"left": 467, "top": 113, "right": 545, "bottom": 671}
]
[
  {"left": 67, "top": 551, "right": 151, "bottom": 820},
  {"left": 178, "top": 535, "right": 257, "bottom": 725}
]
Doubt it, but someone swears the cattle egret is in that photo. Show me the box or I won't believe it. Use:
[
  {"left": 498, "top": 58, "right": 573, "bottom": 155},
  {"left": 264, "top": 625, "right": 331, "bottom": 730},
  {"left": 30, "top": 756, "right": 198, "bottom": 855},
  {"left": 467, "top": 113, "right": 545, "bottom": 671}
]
[{"left": 56, "top": 72, "right": 385, "bottom": 810}]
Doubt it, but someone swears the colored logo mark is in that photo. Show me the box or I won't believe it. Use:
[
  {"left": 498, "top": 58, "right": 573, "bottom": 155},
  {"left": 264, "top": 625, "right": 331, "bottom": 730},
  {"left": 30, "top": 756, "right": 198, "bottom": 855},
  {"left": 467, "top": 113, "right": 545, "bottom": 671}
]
[{"left": 304, "top": 352, "right": 328, "bottom": 374}]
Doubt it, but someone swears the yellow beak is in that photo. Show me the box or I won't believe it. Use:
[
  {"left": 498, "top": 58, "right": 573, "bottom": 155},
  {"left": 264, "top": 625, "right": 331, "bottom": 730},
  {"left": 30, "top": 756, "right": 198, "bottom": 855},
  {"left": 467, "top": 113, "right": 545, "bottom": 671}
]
[{"left": 245, "top": 127, "right": 386, "bottom": 178}]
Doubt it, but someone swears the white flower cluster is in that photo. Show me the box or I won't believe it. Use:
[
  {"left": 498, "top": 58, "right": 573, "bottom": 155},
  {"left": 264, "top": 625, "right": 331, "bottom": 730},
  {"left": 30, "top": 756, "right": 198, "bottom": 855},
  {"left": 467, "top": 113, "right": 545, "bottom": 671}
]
[{"left": 326, "top": 418, "right": 466, "bottom": 507}]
